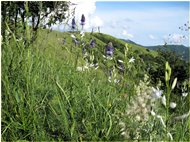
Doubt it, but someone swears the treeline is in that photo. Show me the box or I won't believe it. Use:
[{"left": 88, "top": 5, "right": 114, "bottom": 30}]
[{"left": 1, "top": 1, "right": 69, "bottom": 45}]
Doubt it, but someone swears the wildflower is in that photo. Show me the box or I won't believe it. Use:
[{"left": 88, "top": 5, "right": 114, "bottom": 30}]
[
  {"left": 82, "top": 47, "right": 86, "bottom": 55},
  {"left": 76, "top": 67, "right": 83, "bottom": 71},
  {"left": 71, "top": 17, "right": 76, "bottom": 29},
  {"left": 105, "top": 42, "right": 114, "bottom": 56},
  {"left": 121, "top": 131, "right": 127, "bottom": 137},
  {"left": 170, "top": 102, "right": 177, "bottom": 109},
  {"left": 118, "top": 59, "right": 124, "bottom": 63},
  {"left": 94, "top": 63, "right": 99, "bottom": 70},
  {"left": 81, "top": 14, "right": 85, "bottom": 29},
  {"left": 107, "top": 56, "right": 113, "bottom": 60},
  {"left": 89, "top": 64, "right": 94, "bottom": 67},
  {"left": 182, "top": 92, "right": 188, "bottom": 97},
  {"left": 80, "top": 31, "right": 85, "bottom": 38},
  {"left": 95, "top": 66, "right": 99, "bottom": 70},
  {"left": 83, "top": 65, "right": 89, "bottom": 70},
  {"left": 108, "top": 76, "right": 112, "bottom": 82},
  {"left": 114, "top": 79, "right": 120, "bottom": 84},
  {"left": 150, "top": 110, "right": 156, "bottom": 116},
  {"left": 119, "top": 121, "right": 125, "bottom": 128},
  {"left": 71, "top": 34, "right": 76, "bottom": 39},
  {"left": 118, "top": 65, "right": 125, "bottom": 72},
  {"left": 135, "top": 115, "right": 141, "bottom": 121},
  {"left": 152, "top": 87, "right": 163, "bottom": 99},
  {"left": 129, "top": 57, "right": 135, "bottom": 63},
  {"left": 89, "top": 39, "right": 96, "bottom": 48}
]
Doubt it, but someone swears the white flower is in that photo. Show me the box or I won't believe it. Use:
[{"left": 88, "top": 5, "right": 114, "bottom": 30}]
[
  {"left": 162, "top": 95, "right": 166, "bottom": 106},
  {"left": 129, "top": 57, "right": 135, "bottom": 63},
  {"left": 89, "top": 64, "right": 94, "bottom": 67},
  {"left": 107, "top": 56, "right": 113, "bottom": 60},
  {"left": 76, "top": 67, "right": 83, "bottom": 71},
  {"left": 182, "top": 92, "right": 188, "bottom": 97},
  {"left": 83, "top": 65, "right": 89, "bottom": 70},
  {"left": 94, "top": 66, "right": 99, "bottom": 70},
  {"left": 71, "top": 34, "right": 76, "bottom": 39},
  {"left": 119, "top": 121, "right": 125, "bottom": 128},
  {"left": 121, "top": 131, "right": 127, "bottom": 137},
  {"left": 118, "top": 59, "right": 124, "bottom": 63},
  {"left": 150, "top": 110, "right": 156, "bottom": 116},
  {"left": 108, "top": 76, "right": 112, "bottom": 82},
  {"left": 47, "top": 7, "right": 50, "bottom": 13},
  {"left": 170, "top": 102, "right": 177, "bottom": 109},
  {"left": 152, "top": 87, "right": 163, "bottom": 99},
  {"left": 135, "top": 115, "right": 141, "bottom": 121},
  {"left": 80, "top": 31, "right": 85, "bottom": 38},
  {"left": 114, "top": 79, "right": 120, "bottom": 84},
  {"left": 103, "top": 55, "right": 106, "bottom": 58}
]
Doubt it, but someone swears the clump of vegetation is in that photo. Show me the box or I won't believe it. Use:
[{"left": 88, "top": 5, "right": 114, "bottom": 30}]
[{"left": 1, "top": 1, "right": 189, "bottom": 141}]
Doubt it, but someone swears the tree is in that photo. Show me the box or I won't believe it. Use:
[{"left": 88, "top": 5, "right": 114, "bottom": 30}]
[{"left": 1, "top": 1, "right": 69, "bottom": 43}]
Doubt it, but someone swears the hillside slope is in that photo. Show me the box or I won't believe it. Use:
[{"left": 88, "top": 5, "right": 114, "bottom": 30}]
[{"left": 35, "top": 29, "right": 157, "bottom": 60}]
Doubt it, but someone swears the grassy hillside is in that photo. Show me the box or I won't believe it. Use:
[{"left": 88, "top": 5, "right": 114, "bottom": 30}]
[
  {"left": 2, "top": 28, "right": 189, "bottom": 141},
  {"left": 35, "top": 29, "right": 157, "bottom": 58}
]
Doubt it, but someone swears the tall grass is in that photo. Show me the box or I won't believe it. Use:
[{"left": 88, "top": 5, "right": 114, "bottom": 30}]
[{"left": 1, "top": 9, "right": 189, "bottom": 141}]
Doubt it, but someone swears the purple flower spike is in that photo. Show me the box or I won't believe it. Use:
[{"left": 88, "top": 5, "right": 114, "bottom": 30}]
[
  {"left": 89, "top": 39, "right": 96, "bottom": 48},
  {"left": 82, "top": 47, "right": 86, "bottom": 55},
  {"left": 81, "top": 14, "right": 85, "bottom": 25},
  {"left": 72, "top": 18, "right": 76, "bottom": 29},
  {"left": 105, "top": 42, "right": 114, "bottom": 56}
]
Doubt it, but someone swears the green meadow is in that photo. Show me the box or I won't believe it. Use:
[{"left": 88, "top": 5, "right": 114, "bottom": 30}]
[{"left": 1, "top": 1, "right": 189, "bottom": 141}]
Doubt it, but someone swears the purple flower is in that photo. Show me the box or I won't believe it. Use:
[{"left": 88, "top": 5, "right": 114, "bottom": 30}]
[
  {"left": 118, "top": 64, "right": 125, "bottom": 74},
  {"left": 89, "top": 39, "right": 96, "bottom": 48},
  {"left": 81, "top": 14, "right": 85, "bottom": 25},
  {"left": 109, "top": 68, "right": 113, "bottom": 76},
  {"left": 106, "top": 48, "right": 114, "bottom": 56},
  {"left": 105, "top": 42, "right": 114, "bottom": 56},
  {"left": 72, "top": 18, "right": 76, "bottom": 29}
]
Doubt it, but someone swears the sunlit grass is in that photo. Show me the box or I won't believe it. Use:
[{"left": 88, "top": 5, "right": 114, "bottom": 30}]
[{"left": 1, "top": 26, "right": 189, "bottom": 141}]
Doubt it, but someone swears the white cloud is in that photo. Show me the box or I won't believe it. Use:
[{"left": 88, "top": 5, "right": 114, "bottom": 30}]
[
  {"left": 90, "top": 16, "right": 103, "bottom": 28},
  {"left": 110, "top": 20, "right": 117, "bottom": 28},
  {"left": 122, "top": 30, "right": 134, "bottom": 38},
  {"left": 149, "top": 34, "right": 156, "bottom": 40},
  {"left": 164, "top": 33, "right": 187, "bottom": 44},
  {"left": 68, "top": 1, "right": 96, "bottom": 30}
]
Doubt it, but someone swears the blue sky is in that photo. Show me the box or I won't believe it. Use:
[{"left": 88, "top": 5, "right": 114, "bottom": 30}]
[
  {"left": 93, "top": 1, "right": 189, "bottom": 46},
  {"left": 55, "top": 1, "right": 189, "bottom": 46}
]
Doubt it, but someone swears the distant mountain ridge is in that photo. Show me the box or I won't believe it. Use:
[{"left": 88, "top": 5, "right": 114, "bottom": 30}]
[
  {"left": 145, "top": 45, "right": 189, "bottom": 61},
  {"left": 121, "top": 39, "right": 189, "bottom": 61}
]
